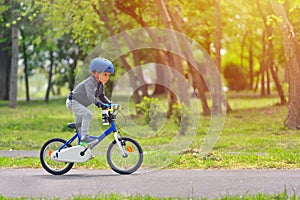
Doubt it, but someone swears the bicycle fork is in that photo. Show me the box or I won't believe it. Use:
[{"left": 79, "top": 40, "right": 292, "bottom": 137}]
[{"left": 113, "top": 132, "right": 128, "bottom": 158}]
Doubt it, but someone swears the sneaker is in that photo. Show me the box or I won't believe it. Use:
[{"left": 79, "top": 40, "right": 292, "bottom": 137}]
[{"left": 80, "top": 136, "right": 95, "bottom": 144}]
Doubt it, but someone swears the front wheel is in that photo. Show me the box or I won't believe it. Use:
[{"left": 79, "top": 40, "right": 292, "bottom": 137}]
[
  {"left": 40, "top": 138, "right": 74, "bottom": 175},
  {"left": 107, "top": 137, "right": 143, "bottom": 175}
]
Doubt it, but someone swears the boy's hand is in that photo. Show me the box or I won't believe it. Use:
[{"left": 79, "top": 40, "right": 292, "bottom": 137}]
[
  {"left": 101, "top": 103, "right": 111, "bottom": 109},
  {"left": 96, "top": 102, "right": 111, "bottom": 109},
  {"left": 95, "top": 102, "right": 102, "bottom": 108}
]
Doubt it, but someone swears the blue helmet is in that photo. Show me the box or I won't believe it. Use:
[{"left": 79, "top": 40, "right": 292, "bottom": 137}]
[{"left": 89, "top": 57, "right": 114, "bottom": 74}]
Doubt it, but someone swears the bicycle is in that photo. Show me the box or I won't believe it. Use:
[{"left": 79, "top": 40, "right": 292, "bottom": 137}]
[{"left": 40, "top": 104, "right": 143, "bottom": 175}]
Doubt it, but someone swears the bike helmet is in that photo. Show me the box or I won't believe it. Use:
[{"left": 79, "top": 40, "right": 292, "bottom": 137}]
[{"left": 89, "top": 57, "right": 114, "bottom": 74}]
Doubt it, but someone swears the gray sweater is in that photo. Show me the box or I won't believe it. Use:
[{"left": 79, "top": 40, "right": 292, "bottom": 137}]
[{"left": 71, "top": 76, "right": 110, "bottom": 107}]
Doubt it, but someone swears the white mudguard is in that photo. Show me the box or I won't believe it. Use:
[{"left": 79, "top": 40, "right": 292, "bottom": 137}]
[{"left": 51, "top": 145, "right": 93, "bottom": 163}]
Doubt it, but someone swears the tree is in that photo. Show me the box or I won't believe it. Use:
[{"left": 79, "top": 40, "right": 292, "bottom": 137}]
[
  {"left": 20, "top": 29, "right": 30, "bottom": 101},
  {"left": 0, "top": 36, "right": 11, "bottom": 100},
  {"left": 35, "top": 0, "right": 294, "bottom": 116},
  {"left": 115, "top": 0, "right": 181, "bottom": 111},
  {"left": 257, "top": 0, "right": 287, "bottom": 105},
  {"left": 92, "top": 1, "right": 145, "bottom": 104},
  {"left": 0, "top": 1, "right": 11, "bottom": 100},
  {"left": 270, "top": 0, "right": 300, "bottom": 129},
  {"left": 214, "top": 0, "right": 230, "bottom": 113},
  {"left": 165, "top": 1, "right": 210, "bottom": 115},
  {"left": 19, "top": 5, "right": 44, "bottom": 101},
  {"left": 154, "top": 0, "right": 190, "bottom": 116},
  {"left": 9, "top": 0, "right": 19, "bottom": 108}
]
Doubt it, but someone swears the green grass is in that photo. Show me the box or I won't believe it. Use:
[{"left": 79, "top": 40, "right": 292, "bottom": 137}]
[
  {"left": 0, "top": 190, "right": 299, "bottom": 200},
  {"left": 0, "top": 98, "right": 75, "bottom": 150},
  {"left": 0, "top": 93, "right": 300, "bottom": 169}
]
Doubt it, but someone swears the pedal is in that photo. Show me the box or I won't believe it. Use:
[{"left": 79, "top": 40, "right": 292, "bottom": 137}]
[
  {"left": 80, "top": 139, "right": 98, "bottom": 148},
  {"left": 80, "top": 142, "right": 87, "bottom": 147}
]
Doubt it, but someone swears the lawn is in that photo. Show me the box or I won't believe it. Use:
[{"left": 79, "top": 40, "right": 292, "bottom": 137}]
[
  {"left": 0, "top": 190, "right": 298, "bottom": 200},
  {"left": 0, "top": 93, "right": 300, "bottom": 169}
]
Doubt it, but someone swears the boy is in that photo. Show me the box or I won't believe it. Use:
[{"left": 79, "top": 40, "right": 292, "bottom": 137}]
[{"left": 66, "top": 57, "right": 114, "bottom": 143}]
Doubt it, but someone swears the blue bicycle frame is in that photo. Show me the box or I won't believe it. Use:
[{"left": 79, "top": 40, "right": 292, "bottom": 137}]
[{"left": 58, "top": 121, "right": 118, "bottom": 152}]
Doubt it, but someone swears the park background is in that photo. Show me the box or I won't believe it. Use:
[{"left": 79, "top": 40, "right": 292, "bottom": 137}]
[{"left": 1, "top": 0, "right": 300, "bottom": 171}]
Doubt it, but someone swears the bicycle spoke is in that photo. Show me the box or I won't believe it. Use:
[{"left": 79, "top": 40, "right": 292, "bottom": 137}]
[
  {"left": 107, "top": 137, "right": 143, "bottom": 174},
  {"left": 40, "top": 138, "right": 74, "bottom": 175}
]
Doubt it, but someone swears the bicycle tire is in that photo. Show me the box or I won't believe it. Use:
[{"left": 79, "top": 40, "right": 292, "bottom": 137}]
[
  {"left": 40, "top": 138, "right": 74, "bottom": 175},
  {"left": 107, "top": 137, "right": 143, "bottom": 175}
]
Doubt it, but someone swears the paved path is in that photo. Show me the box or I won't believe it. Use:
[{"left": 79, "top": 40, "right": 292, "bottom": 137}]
[
  {"left": 1, "top": 168, "right": 300, "bottom": 199},
  {"left": 0, "top": 150, "right": 39, "bottom": 158}
]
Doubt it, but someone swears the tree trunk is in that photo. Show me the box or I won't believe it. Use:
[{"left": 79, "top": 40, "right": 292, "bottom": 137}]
[
  {"left": 189, "top": 63, "right": 210, "bottom": 115},
  {"left": 93, "top": 6, "right": 142, "bottom": 104},
  {"left": 152, "top": 51, "right": 167, "bottom": 95},
  {"left": 45, "top": 51, "right": 54, "bottom": 103},
  {"left": 164, "top": 51, "right": 179, "bottom": 118},
  {"left": 113, "top": 7, "right": 148, "bottom": 96},
  {"left": 0, "top": 41, "right": 11, "bottom": 100},
  {"left": 167, "top": 3, "right": 210, "bottom": 115},
  {"left": 249, "top": 45, "right": 254, "bottom": 90},
  {"left": 254, "top": 71, "right": 260, "bottom": 92},
  {"left": 240, "top": 31, "right": 248, "bottom": 70},
  {"left": 270, "top": 65, "right": 287, "bottom": 105},
  {"left": 266, "top": 67, "right": 271, "bottom": 95},
  {"left": 214, "top": 0, "right": 221, "bottom": 72},
  {"left": 257, "top": 0, "right": 287, "bottom": 104},
  {"left": 154, "top": 0, "right": 190, "bottom": 112},
  {"left": 214, "top": 0, "right": 231, "bottom": 113},
  {"left": 120, "top": 31, "right": 148, "bottom": 97},
  {"left": 151, "top": 49, "right": 170, "bottom": 96},
  {"left": 114, "top": 1, "right": 173, "bottom": 104},
  {"left": 267, "top": 31, "right": 287, "bottom": 105},
  {"left": 9, "top": 2, "right": 19, "bottom": 108},
  {"left": 260, "top": 31, "right": 266, "bottom": 97},
  {"left": 20, "top": 29, "right": 30, "bottom": 101},
  {"left": 0, "top": 0, "right": 12, "bottom": 100},
  {"left": 120, "top": 55, "right": 142, "bottom": 105},
  {"left": 270, "top": 0, "right": 300, "bottom": 129}
]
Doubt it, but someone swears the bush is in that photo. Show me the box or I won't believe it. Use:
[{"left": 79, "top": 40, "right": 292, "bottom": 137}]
[
  {"left": 136, "top": 97, "right": 165, "bottom": 131},
  {"left": 171, "top": 103, "right": 191, "bottom": 135},
  {"left": 223, "top": 63, "right": 247, "bottom": 91}
]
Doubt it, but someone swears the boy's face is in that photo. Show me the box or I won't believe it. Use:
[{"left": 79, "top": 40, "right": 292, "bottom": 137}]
[{"left": 96, "top": 72, "right": 111, "bottom": 84}]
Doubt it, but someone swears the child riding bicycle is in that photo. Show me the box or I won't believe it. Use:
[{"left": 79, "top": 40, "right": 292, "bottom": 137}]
[{"left": 66, "top": 57, "right": 114, "bottom": 143}]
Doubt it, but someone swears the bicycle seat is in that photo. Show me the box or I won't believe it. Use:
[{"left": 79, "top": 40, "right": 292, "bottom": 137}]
[{"left": 67, "top": 122, "right": 81, "bottom": 129}]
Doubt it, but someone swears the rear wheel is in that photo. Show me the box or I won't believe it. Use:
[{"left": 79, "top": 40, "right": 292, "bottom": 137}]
[
  {"left": 40, "top": 138, "right": 74, "bottom": 175},
  {"left": 107, "top": 137, "right": 143, "bottom": 174}
]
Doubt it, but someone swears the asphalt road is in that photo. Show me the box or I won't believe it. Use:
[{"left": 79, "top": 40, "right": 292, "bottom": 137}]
[{"left": 1, "top": 168, "right": 300, "bottom": 199}]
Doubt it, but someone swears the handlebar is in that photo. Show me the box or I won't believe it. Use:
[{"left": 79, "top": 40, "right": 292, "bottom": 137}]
[
  {"left": 107, "top": 104, "right": 122, "bottom": 114},
  {"left": 104, "top": 104, "right": 126, "bottom": 128}
]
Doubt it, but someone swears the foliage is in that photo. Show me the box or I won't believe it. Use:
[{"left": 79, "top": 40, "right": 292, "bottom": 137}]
[
  {"left": 0, "top": 1, "right": 83, "bottom": 101},
  {"left": 36, "top": 0, "right": 106, "bottom": 54},
  {"left": 171, "top": 103, "right": 191, "bottom": 135},
  {"left": 176, "top": 0, "right": 215, "bottom": 50},
  {"left": 136, "top": 96, "right": 166, "bottom": 131}
]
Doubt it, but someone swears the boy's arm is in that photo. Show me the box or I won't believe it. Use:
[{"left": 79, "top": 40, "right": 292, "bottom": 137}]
[
  {"left": 98, "top": 93, "right": 111, "bottom": 104},
  {"left": 96, "top": 83, "right": 111, "bottom": 104}
]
